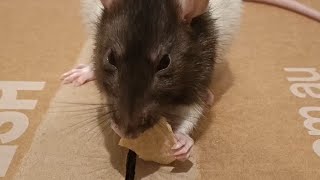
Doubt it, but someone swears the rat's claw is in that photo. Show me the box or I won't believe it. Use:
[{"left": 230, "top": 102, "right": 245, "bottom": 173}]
[
  {"left": 73, "top": 74, "right": 90, "bottom": 86},
  {"left": 175, "top": 151, "right": 191, "bottom": 161},
  {"left": 60, "top": 64, "right": 96, "bottom": 86},
  {"left": 60, "top": 69, "right": 77, "bottom": 80},
  {"left": 60, "top": 64, "right": 86, "bottom": 79},
  {"left": 172, "top": 133, "right": 194, "bottom": 161},
  {"left": 62, "top": 72, "right": 81, "bottom": 84}
]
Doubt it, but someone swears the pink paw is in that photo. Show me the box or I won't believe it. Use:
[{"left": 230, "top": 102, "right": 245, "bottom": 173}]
[
  {"left": 171, "top": 133, "right": 194, "bottom": 161},
  {"left": 60, "top": 64, "right": 96, "bottom": 86}
]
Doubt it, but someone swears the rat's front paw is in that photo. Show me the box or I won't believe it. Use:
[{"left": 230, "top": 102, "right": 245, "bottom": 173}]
[
  {"left": 171, "top": 132, "right": 194, "bottom": 161},
  {"left": 60, "top": 64, "right": 96, "bottom": 86}
]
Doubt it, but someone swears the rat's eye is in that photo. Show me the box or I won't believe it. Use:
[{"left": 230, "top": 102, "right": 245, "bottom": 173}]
[
  {"left": 107, "top": 50, "right": 116, "bottom": 67},
  {"left": 104, "top": 49, "right": 117, "bottom": 69},
  {"left": 157, "top": 54, "right": 171, "bottom": 72}
]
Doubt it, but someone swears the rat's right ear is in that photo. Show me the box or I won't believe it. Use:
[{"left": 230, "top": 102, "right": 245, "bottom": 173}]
[
  {"left": 178, "top": 0, "right": 209, "bottom": 23},
  {"left": 100, "top": 0, "right": 115, "bottom": 9}
]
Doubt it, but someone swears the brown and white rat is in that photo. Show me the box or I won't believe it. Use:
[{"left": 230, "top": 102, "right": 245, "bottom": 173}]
[{"left": 61, "top": 0, "right": 320, "bottom": 161}]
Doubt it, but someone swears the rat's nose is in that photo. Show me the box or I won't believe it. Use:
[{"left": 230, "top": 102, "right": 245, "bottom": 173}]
[
  {"left": 123, "top": 114, "right": 154, "bottom": 139},
  {"left": 140, "top": 113, "right": 153, "bottom": 126}
]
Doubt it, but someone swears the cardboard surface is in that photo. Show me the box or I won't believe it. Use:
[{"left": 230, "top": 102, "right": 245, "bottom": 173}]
[
  {"left": 0, "top": 0, "right": 85, "bottom": 179},
  {"left": 1, "top": 0, "right": 320, "bottom": 179}
]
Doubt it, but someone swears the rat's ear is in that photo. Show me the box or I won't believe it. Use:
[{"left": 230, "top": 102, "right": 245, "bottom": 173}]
[
  {"left": 100, "top": 0, "right": 115, "bottom": 9},
  {"left": 178, "top": 0, "right": 209, "bottom": 23}
]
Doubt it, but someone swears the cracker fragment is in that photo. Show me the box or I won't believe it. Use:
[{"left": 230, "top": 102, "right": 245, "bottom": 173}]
[{"left": 119, "top": 118, "right": 176, "bottom": 164}]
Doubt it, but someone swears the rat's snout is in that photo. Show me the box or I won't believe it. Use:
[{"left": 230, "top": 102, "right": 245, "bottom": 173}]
[
  {"left": 125, "top": 111, "right": 153, "bottom": 138},
  {"left": 115, "top": 106, "right": 158, "bottom": 139},
  {"left": 116, "top": 63, "right": 158, "bottom": 138}
]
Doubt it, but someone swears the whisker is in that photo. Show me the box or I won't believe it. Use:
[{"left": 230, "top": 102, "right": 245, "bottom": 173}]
[
  {"left": 84, "top": 113, "right": 113, "bottom": 140},
  {"left": 94, "top": 120, "right": 116, "bottom": 142},
  {"left": 49, "top": 104, "right": 110, "bottom": 109},
  {"left": 87, "top": 118, "right": 110, "bottom": 142},
  {"left": 48, "top": 107, "right": 105, "bottom": 114},
  {"left": 49, "top": 104, "right": 112, "bottom": 110},
  {"left": 79, "top": 111, "right": 114, "bottom": 133},
  {"left": 52, "top": 101, "right": 111, "bottom": 106},
  {"left": 62, "top": 116, "right": 105, "bottom": 136},
  {"left": 60, "top": 110, "right": 116, "bottom": 135},
  {"left": 98, "top": 121, "right": 112, "bottom": 138},
  {"left": 66, "top": 110, "right": 107, "bottom": 119},
  {"left": 50, "top": 104, "right": 105, "bottom": 108}
]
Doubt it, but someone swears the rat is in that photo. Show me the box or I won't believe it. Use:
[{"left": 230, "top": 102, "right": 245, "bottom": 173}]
[{"left": 61, "top": 0, "right": 320, "bottom": 161}]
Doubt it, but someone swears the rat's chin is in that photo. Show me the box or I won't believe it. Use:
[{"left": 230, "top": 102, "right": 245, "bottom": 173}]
[
  {"left": 110, "top": 113, "right": 160, "bottom": 139},
  {"left": 123, "top": 126, "right": 151, "bottom": 139},
  {"left": 111, "top": 123, "right": 143, "bottom": 139},
  {"left": 111, "top": 124, "right": 147, "bottom": 140},
  {"left": 128, "top": 127, "right": 150, "bottom": 139},
  {"left": 123, "top": 132, "right": 140, "bottom": 139}
]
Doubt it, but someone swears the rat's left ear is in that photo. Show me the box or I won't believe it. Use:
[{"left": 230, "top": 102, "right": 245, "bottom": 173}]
[
  {"left": 100, "top": 0, "right": 115, "bottom": 9},
  {"left": 178, "top": 0, "right": 209, "bottom": 23}
]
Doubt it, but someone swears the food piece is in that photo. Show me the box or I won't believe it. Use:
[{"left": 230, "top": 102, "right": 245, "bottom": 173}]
[{"left": 119, "top": 118, "right": 176, "bottom": 164}]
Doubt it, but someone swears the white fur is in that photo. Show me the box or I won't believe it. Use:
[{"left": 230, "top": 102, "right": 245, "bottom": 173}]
[
  {"left": 176, "top": 104, "right": 204, "bottom": 135},
  {"left": 209, "top": 0, "right": 243, "bottom": 63},
  {"left": 80, "top": 0, "right": 103, "bottom": 38}
]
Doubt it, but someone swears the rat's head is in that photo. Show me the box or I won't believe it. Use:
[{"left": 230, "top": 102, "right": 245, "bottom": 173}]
[{"left": 93, "top": 0, "right": 216, "bottom": 138}]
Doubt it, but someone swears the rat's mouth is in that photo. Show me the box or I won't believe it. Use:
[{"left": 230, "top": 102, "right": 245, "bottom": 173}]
[
  {"left": 110, "top": 111, "right": 160, "bottom": 139},
  {"left": 123, "top": 125, "right": 149, "bottom": 139},
  {"left": 124, "top": 132, "right": 140, "bottom": 139},
  {"left": 113, "top": 126, "right": 142, "bottom": 139},
  {"left": 110, "top": 118, "right": 144, "bottom": 139}
]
